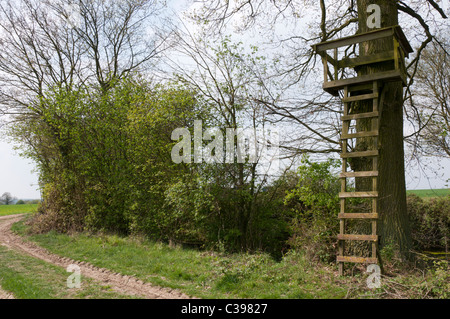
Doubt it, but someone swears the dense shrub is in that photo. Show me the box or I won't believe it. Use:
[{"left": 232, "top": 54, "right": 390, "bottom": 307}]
[
  {"left": 284, "top": 157, "right": 340, "bottom": 262},
  {"left": 15, "top": 76, "right": 292, "bottom": 255},
  {"left": 407, "top": 194, "right": 450, "bottom": 252}
]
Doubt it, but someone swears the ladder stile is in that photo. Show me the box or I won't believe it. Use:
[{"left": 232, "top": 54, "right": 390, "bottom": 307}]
[{"left": 337, "top": 80, "right": 380, "bottom": 275}]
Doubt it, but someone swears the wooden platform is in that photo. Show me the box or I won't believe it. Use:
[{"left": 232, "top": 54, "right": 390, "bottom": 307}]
[
  {"left": 323, "top": 69, "right": 406, "bottom": 96},
  {"left": 312, "top": 26, "right": 413, "bottom": 57},
  {"left": 312, "top": 25, "right": 412, "bottom": 97}
]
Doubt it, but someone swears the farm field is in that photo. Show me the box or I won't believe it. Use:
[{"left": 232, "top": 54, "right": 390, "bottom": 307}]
[
  {"left": 0, "top": 204, "right": 38, "bottom": 217},
  {"left": 406, "top": 189, "right": 450, "bottom": 198}
]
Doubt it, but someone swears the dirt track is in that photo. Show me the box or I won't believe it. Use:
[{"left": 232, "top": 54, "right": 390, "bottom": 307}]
[{"left": 0, "top": 214, "right": 193, "bottom": 299}]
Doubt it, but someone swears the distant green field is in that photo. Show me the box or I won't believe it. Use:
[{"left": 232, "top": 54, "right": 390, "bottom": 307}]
[
  {"left": 0, "top": 204, "right": 38, "bottom": 216},
  {"left": 407, "top": 188, "right": 450, "bottom": 198}
]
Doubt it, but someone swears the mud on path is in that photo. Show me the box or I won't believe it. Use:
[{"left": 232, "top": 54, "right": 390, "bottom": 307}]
[
  {"left": 0, "top": 214, "right": 193, "bottom": 299},
  {"left": 0, "top": 287, "right": 14, "bottom": 299}
]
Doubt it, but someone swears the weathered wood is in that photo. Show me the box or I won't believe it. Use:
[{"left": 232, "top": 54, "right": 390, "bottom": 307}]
[
  {"left": 313, "top": 27, "right": 395, "bottom": 52},
  {"left": 340, "top": 150, "right": 378, "bottom": 158},
  {"left": 337, "top": 234, "right": 378, "bottom": 241},
  {"left": 338, "top": 51, "right": 394, "bottom": 69},
  {"left": 341, "top": 130, "right": 378, "bottom": 139},
  {"left": 323, "top": 69, "right": 406, "bottom": 94},
  {"left": 322, "top": 56, "right": 329, "bottom": 83},
  {"left": 313, "top": 26, "right": 412, "bottom": 55},
  {"left": 347, "top": 83, "right": 374, "bottom": 92},
  {"left": 341, "top": 111, "right": 379, "bottom": 121},
  {"left": 342, "top": 93, "right": 379, "bottom": 103},
  {"left": 338, "top": 213, "right": 378, "bottom": 219},
  {"left": 337, "top": 256, "right": 378, "bottom": 264},
  {"left": 393, "top": 38, "right": 399, "bottom": 71},
  {"left": 340, "top": 171, "right": 378, "bottom": 178},
  {"left": 339, "top": 191, "right": 378, "bottom": 198}
]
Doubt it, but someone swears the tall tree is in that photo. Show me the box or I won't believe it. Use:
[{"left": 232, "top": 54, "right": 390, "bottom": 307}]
[
  {"left": 0, "top": 192, "right": 15, "bottom": 205},
  {"left": 405, "top": 37, "right": 450, "bottom": 159},
  {"left": 0, "top": 0, "right": 169, "bottom": 116},
  {"left": 186, "top": 0, "right": 448, "bottom": 259},
  {"left": 167, "top": 30, "right": 279, "bottom": 250},
  {"left": 355, "top": 0, "right": 411, "bottom": 257}
]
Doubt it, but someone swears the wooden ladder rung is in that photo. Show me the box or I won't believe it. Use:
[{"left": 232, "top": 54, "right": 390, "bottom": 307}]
[
  {"left": 323, "top": 69, "right": 406, "bottom": 92},
  {"left": 341, "top": 111, "right": 379, "bottom": 121},
  {"left": 341, "top": 150, "right": 378, "bottom": 158},
  {"left": 341, "top": 130, "right": 378, "bottom": 139},
  {"left": 347, "top": 83, "right": 374, "bottom": 92},
  {"left": 340, "top": 171, "right": 378, "bottom": 178},
  {"left": 339, "top": 191, "right": 378, "bottom": 198},
  {"left": 337, "top": 234, "right": 378, "bottom": 241},
  {"left": 342, "top": 93, "right": 379, "bottom": 103},
  {"left": 338, "top": 213, "right": 378, "bottom": 219},
  {"left": 337, "top": 256, "right": 378, "bottom": 264}
]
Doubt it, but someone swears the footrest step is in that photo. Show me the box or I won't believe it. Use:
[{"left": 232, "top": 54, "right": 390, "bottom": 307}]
[
  {"left": 339, "top": 191, "right": 378, "bottom": 198},
  {"left": 337, "top": 256, "right": 378, "bottom": 264},
  {"left": 342, "top": 93, "right": 379, "bottom": 103},
  {"left": 341, "top": 130, "right": 378, "bottom": 139},
  {"left": 341, "top": 150, "right": 378, "bottom": 158},
  {"left": 338, "top": 213, "right": 378, "bottom": 219},
  {"left": 337, "top": 234, "right": 378, "bottom": 241},
  {"left": 341, "top": 111, "right": 379, "bottom": 121},
  {"left": 340, "top": 171, "right": 378, "bottom": 178}
]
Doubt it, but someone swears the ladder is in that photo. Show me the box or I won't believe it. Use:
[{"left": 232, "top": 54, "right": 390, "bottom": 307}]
[
  {"left": 311, "top": 26, "right": 413, "bottom": 275},
  {"left": 337, "top": 80, "right": 380, "bottom": 275}
]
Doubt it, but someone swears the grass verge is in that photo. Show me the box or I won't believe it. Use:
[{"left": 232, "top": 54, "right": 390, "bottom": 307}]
[
  {"left": 12, "top": 217, "right": 352, "bottom": 299},
  {"left": 10, "top": 216, "right": 449, "bottom": 299}
]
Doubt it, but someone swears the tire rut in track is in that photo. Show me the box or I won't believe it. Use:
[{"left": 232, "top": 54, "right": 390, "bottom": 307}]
[
  {"left": 0, "top": 214, "right": 194, "bottom": 299},
  {"left": 0, "top": 287, "right": 14, "bottom": 299}
]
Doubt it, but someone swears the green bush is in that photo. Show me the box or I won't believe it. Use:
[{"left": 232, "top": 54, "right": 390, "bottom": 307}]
[
  {"left": 284, "top": 157, "right": 340, "bottom": 263},
  {"left": 407, "top": 194, "right": 450, "bottom": 252}
]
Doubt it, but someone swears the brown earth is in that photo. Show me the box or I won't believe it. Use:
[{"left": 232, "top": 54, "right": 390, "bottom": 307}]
[{"left": 0, "top": 214, "right": 194, "bottom": 299}]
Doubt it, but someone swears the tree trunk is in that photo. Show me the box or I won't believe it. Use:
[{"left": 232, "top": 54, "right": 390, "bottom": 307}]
[{"left": 354, "top": 0, "right": 412, "bottom": 259}]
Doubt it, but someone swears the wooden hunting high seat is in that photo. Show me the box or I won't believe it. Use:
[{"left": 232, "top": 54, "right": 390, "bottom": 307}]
[{"left": 312, "top": 26, "right": 413, "bottom": 275}]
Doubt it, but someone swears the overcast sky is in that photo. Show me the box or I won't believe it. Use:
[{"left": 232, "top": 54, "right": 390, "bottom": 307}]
[{"left": 0, "top": 141, "right": 40, "bottom": 199}]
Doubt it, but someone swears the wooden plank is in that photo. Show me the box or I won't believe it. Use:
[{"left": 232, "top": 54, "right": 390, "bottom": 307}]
[
  {"left": 340, "top": 150, "right": 378, "bottom": 158},
  {"left": 323, "top": 69, "right": 406, "bottom": 92},
  {"left": 347, "top": 83, "right": 374, "bottom": 92},
  {"left": 341, "top": 130, "right": 378, "bottom": 139},
  {"left": 339, "top": 191, "right": 378, "bottom": 198},
  {"left": 393, "top": 26, "right": 413, "bottom": 56},
  {"left": 341, "top": 111, "right": 379, "bottom": 121},
  {"left": 342, "top": 93, "right": 379, "bottom": 103},
  {"left": 338, "top": 213, "right": 378, "bottom": 219},
  {"left": 337, "top": 234, "right": 378, "bottom": 241},
  {"left": 393, "top": 38, "right": 399, "bottom": 71},
  {"left": 313, "top": 26, "right": 412, "bottom": 55},
  {"left": 337, "top": 256, "right": 378, "bottom": 264},
  {"left": 340, "top": 171, "right": 378, "bottom": 178},
  {"left": 322, "top": 56, "right": 329, "bottom": 83},
  {"left": 338, "top": 51, "right": 394, "bottom": 69},
  {"left": 313, "top": 27, "right": 394, "bottom": 52}
]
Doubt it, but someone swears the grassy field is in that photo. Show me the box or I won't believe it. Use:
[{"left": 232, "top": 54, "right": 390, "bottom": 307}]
[
  {"left": 8, "top": 217, "right": 449, "bottom": 299},
  {"left": 0, "top": 204, "right": 38, "bottom": 216},
  {"left": 407, "top": 188, "right": 450, "bottom": 198}
]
